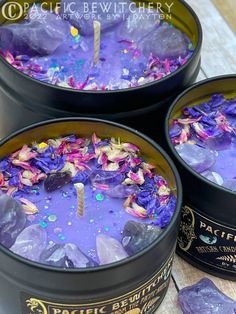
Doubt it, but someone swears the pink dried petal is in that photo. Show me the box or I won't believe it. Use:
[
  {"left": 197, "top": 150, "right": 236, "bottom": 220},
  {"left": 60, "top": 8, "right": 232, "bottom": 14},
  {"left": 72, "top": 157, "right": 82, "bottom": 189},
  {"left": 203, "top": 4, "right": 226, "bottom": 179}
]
[
  {"left": 19, "top": 172, "right": 32, "bottom": 187},
  {"left": 126, "top": 203, "right": 147, "bottom": 219},
  {"left": 123, "top": 194, "right": 136, "bottom": 208},
  {"left": 121, "top": 143, "right": 140, "bottom": 153},
  {"left": 107, "top": 150, "right": 128, "bottom": 163},
  {"left": 192, "top": 122, "right": 210, "bottom": 140},
  {"left": 103, "top": 163, "right": 120, "bottom": 171},
  {"left": 18, "top": 145, "right": 37, "bottom": 161},
  {"left": 215, "top": 113, "right": 234, "bottom": 133},
  {"left": 158, "top": 185, "right": 171, "bottom": 197},
  {"left": 124, "top": 169, "right": 145, "bottom": 185},
  {"left": 93, "top": 183, "right": 110, "bottom": 190},
  {"left": 92, "top": 133, "right": 101, "bottom": 146},
  {"left": 178, "top": 117, "right": 202, "bottom": 125},
  {"left": 19, "top": 198, "right": 39, "bottom": 215},
  {"left": 7, "top": 187, "right": 18, "bottom": 196},
  {"left": 12, "top": 160, "right": 33, "bottom": 170},
  {"left": 0, "top": 172, "right": 5, "bottom": 187}
]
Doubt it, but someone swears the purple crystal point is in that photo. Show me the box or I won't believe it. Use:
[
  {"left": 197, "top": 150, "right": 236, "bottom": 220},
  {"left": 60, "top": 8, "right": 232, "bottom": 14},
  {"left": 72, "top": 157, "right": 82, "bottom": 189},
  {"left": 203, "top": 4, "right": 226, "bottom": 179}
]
[
  {"left": 10, "top": 224, "right": 47, "bottom": 262},
  {"left": 60, "top": 0, "right": 129, "bottom": 36},
  {"left": 179, "top": 278, "right": 236, "bottom": 314},
  {"left": 122, "top": 221, "right": 162, "bottom": 255},
  {"left": 105, "top": 184, "right": 139, "bottom": 198},
  {"left": 0, "top": 7, "right": 69, "bottom": 56},
  {"left": 206, "top": 132, "right": 232, "bottom": 151},
  {"left": 116, "top": 7, "right": 160, "bottom": 42},
  {"left": 44, "top": 171, "right": 72, "bottom": 192},
  {"left": 140, "top": 23, "right": 188, "bottom": 60},
  {"left": 0, "top": 193, "right": 26, "bottom": 248},
  {"left": 175, "top": 143, "right": 216, "bottom": 173},
  {"left": 40, "top": 243, "right": 97, "bottom": 268},
  {"left": 96, "top": 234, "right": 128, "bottom": 265},
  {"left": 201, "top": 171, "right": 224, "bottom": 186},
  {"left": 223, "top": 179, "right": 236, "bottom": 192}
]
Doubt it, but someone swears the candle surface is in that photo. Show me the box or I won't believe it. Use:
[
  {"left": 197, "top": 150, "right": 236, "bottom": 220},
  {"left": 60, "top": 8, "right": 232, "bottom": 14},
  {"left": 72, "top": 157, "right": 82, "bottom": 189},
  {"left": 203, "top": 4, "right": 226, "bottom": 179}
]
[
  {"left": 0, "top": 3, "right": 194, "bottom": 90},
  {"left": 169, "top": 94, "right": 236, "bottom": 191},
  {"left": 0, "top": 134, "right": 176, "bottom": 267}
]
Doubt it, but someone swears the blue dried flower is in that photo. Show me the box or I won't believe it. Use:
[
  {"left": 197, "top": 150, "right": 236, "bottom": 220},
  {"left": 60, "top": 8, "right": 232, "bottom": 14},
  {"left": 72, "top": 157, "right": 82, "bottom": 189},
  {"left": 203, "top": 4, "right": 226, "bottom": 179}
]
[
  {"left": 223, "top": 102, "right": 236, "bottom": 116},
  {"left": 136, "top": 191, "right": 153, "bottom": 207},
  {"left": 210, "top": 94, "right": 225, "bottom": 108},
  {"left": 72, "top": 170, "right": 92, "bottom": 184},
  {"left": 169, "top": 124, "right": 182, "bottom": 138}
]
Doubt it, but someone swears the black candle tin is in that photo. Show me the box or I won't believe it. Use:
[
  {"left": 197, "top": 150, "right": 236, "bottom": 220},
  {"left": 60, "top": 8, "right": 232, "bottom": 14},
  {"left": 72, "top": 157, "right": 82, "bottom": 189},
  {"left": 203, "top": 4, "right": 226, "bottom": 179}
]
[
  {"left": 0, "top": 0, "right": 202, "bottom": 139},
  {"left": 0, "top": 118, "right": 182, "bottom": 314},
  {"left": 165, "top": 75, "right": 236, "bottom": 281}
]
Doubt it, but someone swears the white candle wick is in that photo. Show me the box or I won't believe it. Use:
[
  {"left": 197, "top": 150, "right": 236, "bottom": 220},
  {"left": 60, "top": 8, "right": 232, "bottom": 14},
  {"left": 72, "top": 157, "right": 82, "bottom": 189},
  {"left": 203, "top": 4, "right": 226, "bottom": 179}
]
[
  {"left": 93, "top": 20, "right": 101, "bottom": 65},
  {"left": 74, "top": 183, "right": 85, "bottom": 217}
]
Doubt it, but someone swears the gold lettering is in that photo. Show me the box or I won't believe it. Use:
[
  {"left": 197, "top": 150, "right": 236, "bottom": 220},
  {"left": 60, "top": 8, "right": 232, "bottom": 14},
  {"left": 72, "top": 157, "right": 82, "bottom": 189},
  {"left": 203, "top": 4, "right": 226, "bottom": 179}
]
[
  {"left": 206, "top": 226, "right": 213, "bottom": 233},
  {"left": 200, "top": 221, "right": 206, "bottom": 229},
  {"left": 227, "top": 234, "right": 234, "bottom": 240},
  {"left": 52, "top": 309, "right": 61, "bottom": 314},
  {"left": 113, "top": 303, "right": 120, "bottom": 310}
]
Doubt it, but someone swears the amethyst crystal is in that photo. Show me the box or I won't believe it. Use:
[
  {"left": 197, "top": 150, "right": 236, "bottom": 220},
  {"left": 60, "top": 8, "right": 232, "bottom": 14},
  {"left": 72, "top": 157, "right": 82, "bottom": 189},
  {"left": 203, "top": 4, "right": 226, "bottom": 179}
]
[
  {"left": 179, "top": 278, "right": 236, "bottom": 314},
  {"left": 44, "top": 171, "right": 72, "bottom": 192},
  {"left": 90, "top": 170, "right": 124, "bottom": 188},
  {"left": 122, "top": 221, "right": 162, "bottom": 255},
  {"left": 175, "top": 143, "right": 216, "bottom": 173},
  {"left": 223, "top": 179, "right": 236, "bottom": 192},
  {"left": 0, "top": 193, "right": 26, "bottom": 248},
  {"left": 116, "top": 7, "right": 160, "bottom": 42},
  {"left": 0, "top": 7, "right": 69, "bottom": 56},
  {"left": 10, "top": 224, "right": 47, "bottom": 262},
  {"left": 40, "top": 243, "right": 97, "bottom": 268},
  {"left": 105, "top": 184, "right": 139, "bottom": 198},
  {"left": 140, "top": 22, "right": 188, "bottom": 60},
  {"left": 201, "top": 171, "right": 224, "bottom": 186},
  {"left": 60, "top": 0, "right": 129, "bottom": 36},
  {"left": 206, "top": 132, "right": 232, "bottom": 151},
  {"left": 96, "top": 234, "right": 128, "bottom": 265}
]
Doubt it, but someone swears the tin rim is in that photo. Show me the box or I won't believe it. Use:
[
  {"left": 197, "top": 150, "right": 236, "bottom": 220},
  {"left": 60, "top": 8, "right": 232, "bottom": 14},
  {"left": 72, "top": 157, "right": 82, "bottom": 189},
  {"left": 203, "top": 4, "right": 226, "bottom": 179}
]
[
  {"left": 0, "top": 117, "right": 182, "bottom": 273},
  {"left": 0, "top": 0, "right": 202, "bottom": 95},
  {"left": 165, "top": 74, "right": 236, "bottom": 197}
]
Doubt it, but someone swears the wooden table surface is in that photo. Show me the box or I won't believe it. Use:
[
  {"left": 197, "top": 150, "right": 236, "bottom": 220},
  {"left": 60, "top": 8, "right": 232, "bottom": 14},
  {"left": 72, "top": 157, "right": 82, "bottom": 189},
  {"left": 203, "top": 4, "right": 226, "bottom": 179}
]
[{"left": 157, "top": 0, "right": 236, "bottom": 312}]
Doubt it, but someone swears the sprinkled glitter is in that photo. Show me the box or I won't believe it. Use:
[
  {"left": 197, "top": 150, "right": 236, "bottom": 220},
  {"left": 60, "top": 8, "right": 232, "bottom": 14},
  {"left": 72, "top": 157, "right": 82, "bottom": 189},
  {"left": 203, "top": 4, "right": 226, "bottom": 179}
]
[
  {"left": 68, "top": 222, "right": 72, "bottom": 226},
  {"left": 104, "top": 227, "right": 110, "bottom": 232},
  {"left": 96, "top": 193, "right": 104, "bottom": 201},
  {"left": 44, "top": 205, "right": 49, "bottom": 209},
  {"left": 39, "top": 221, "right": 48, "bottom": 228},
  {"left": 58, "top": 233, "right": 65, "bottom": 240},
  {"left": 70, "top": 26, "right": 79, "bottom": 37},
  {"left": 48, "top": 215, "right": 57, "bottom": 222},
  {"left": 54, "top": 227, "right": 62, "bottom": 234},
  {"left": 89, "top": 219, "right": 95, "bottom": 224}
]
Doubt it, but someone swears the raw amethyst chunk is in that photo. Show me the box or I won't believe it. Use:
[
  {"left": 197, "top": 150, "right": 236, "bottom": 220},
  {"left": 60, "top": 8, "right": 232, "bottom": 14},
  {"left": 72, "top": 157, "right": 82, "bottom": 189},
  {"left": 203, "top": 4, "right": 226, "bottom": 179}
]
[
  {"left": 116, "top": 7, "right": 160, "bottom": 42},
  {"left": 96, "top": 234, "right": 128, "bottom": 265},
  {"left": 140, "top": 23, "right": 188, "bottom": 60},
  {"left": 175, "top": 143, "right": 216, "bottom": 173},
  {"left": 105, "top": 184, "right": 139, "bottom": 198},
  {"left": 90, "top": 170, "right": 124, "bottom": 188},
  {"left": 201, "top": 171, "right": 224, "bottom": 186},
  {"left": 60, "top": 0, "right": 129, "bottom": 36},
  {"left": 0, "top": 193, "right": 26, "bottom": 248},
  {"left": 10, "top": 224, "right": 47, "bottom": 262},
  {"left": 223, "top": 179, "right": 236, "bottom": 192},
  {"left": 40, "top": 243, "right": 97, "bottom": 268},
  {"left": 44, "top": 171, "right": 72, "bottom": 192},
  {"left": 206, "top": 132, "right": 232, "bottom": 151},
  {"left": 179, "top": 278, "right": 236, "bottom": 314},
  {"left": 122, "top": 220, "right": 162, "bottom": 255},
  {"left": 0, "top": 7, "right": 69, "bottom": 56}
]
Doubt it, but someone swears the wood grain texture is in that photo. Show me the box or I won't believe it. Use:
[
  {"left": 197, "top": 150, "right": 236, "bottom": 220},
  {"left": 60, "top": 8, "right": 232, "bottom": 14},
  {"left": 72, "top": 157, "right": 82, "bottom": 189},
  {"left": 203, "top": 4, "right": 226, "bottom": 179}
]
[
  {"left": 156, "top": 1, "right": 236, "bottom": 312},
  {"left": 213, "top": 0, "right": 236, "bottom": 34},
  {"left": 186, "top": 0, "right": 236, "bottom": 77}
]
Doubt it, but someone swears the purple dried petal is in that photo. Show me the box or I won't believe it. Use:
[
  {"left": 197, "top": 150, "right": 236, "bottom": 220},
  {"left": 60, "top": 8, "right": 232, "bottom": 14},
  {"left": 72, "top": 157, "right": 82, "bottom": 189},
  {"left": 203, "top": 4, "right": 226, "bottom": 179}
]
[
  {"left": 169, "top": 124, "right": 182, "bottom": 138},
  {"left": 211, "top": 94, "right": 225, "bottom": 108},
  {"left": 206, "top": 132, "right": 232, "bottom": 151},
  {"left": 224, "top": 102, "right": 236, "bottom": 116}
]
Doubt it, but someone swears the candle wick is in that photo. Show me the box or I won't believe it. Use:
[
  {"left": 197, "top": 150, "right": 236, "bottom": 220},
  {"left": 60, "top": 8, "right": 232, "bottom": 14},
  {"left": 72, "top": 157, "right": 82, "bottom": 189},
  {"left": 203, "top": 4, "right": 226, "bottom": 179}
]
[
  {"left": 74, "top": 183, "right": 85, "bottom": 217},
  {"left": 93, "top": 20, "right": 101, "bottom": 65}
]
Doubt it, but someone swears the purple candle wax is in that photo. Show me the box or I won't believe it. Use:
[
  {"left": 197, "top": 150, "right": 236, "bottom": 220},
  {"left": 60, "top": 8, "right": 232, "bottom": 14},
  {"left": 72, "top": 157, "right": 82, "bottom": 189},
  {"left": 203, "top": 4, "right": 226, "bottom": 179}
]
[
  {"left": 169, "top": 93, "right": 236, "bottom": 191},
  {"left": 0, "top": 3, "right": 194, "bottom": 90},
  {"left": 0, "top": 134, "right": 176, "bottom": 268}
]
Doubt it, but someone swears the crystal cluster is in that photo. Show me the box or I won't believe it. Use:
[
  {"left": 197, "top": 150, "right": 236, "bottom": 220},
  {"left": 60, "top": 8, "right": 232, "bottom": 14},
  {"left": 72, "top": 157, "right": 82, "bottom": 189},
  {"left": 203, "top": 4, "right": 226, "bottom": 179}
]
[{"left": 170, "top": 94, "right": 236, "bottom": 191}]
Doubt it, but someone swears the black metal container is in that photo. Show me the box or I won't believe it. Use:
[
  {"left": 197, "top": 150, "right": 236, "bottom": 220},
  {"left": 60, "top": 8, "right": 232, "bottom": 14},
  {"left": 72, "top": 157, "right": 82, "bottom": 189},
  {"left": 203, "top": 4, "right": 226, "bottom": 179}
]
[
  {"left": 0, "top": 0, "right": 202, "bottom": 139},
  {"left": 165, "top": 75, "right": 236, "bottom": 280},
  {"left": 0, "top": 118, "right": 182, "bottom": 314}
]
